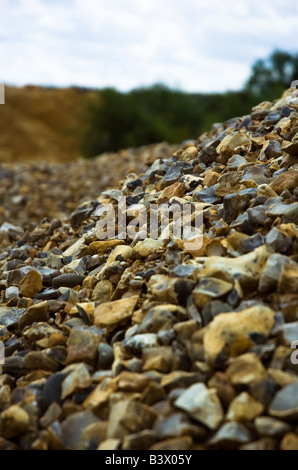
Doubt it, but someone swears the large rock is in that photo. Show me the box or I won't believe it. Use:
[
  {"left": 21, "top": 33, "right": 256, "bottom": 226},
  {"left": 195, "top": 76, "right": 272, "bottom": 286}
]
[{"left": 203, "top": 306, "right": 276, "bottom": 366}]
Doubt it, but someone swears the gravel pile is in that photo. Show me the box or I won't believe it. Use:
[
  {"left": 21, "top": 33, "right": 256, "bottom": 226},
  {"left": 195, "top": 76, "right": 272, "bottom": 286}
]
[{"left": 0, "top": 89, "right": 298, "bottom": 450}]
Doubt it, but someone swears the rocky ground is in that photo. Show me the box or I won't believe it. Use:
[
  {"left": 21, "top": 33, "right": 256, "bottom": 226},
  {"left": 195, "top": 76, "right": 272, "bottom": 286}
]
[{"left": 0, "top": 90, "right": 298, "bottom": 450}]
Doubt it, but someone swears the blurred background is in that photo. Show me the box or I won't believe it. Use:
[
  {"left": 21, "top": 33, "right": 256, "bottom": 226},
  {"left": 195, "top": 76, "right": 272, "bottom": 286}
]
[
  {"left": 0, "top": 0, "right": 298, "bottom": 162},
  {"left": 0, "top": 0, "right": 298, "bottom": 227}
]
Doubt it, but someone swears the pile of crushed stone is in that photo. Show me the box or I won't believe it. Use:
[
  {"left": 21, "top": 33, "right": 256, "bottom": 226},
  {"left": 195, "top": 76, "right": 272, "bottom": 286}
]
[{"left": 0, "top": 89, "right": 298, "bottom": 450}]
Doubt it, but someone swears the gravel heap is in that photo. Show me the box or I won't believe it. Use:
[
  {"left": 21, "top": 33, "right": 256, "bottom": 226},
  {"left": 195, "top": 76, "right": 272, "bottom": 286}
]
[
  {"left": 0, "top": 143, "right": 177, "bottom": 227},
  {"left": 0, "top": 89, "right": 298, "bottom": 450}
]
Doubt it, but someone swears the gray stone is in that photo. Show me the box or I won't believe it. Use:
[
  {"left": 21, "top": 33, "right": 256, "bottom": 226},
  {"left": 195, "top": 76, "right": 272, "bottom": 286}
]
[
  {"left": 208, "top": 421, "right": 252, "bottom": 449},
  {"left": 265, "top": 227, "right": 292, "bottom": 253},
  {"left": 52, "top": 274, "right": 85, "bottom": 288},
  {"left": 174, "top": 383, "right": 223, "bottom": 430},
  {"left": 269, "top": 382, "right": 298, "bottom": 420},
  {"left": 254, "top": 416, "right": 292, "bottom": 437}
]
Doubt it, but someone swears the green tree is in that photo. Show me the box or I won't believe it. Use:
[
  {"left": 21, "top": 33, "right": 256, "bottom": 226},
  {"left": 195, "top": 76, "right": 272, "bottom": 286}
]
[{"left": 246, "top": 50, "right": 298, "bottom": 100}]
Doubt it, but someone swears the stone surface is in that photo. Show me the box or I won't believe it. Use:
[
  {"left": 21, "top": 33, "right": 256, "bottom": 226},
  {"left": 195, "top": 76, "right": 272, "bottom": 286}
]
[
  {"left": 61, "top": 363, "right": 92, "bottom": 400},
  {"left": 94, "top": 295, "right": 139, "bottom": 328},
  {"left": 226, "top": 392, "right": 264, "bottom": 421},
  {"left": 208, "top": 421, "right": 252, "bottom": 449},
  {"left": 226, "top": 353, "right": 267, "bottom": 385},
  {"left": 203, "top": 306, "right": 276, "bottom": 366},
  {"left": 0, "top": 405, "right": 30, "bottom": 439},
  {"left": 269, "top": 382, "right": 298, "bottom": 420},
  {"left": 65, "top": 327, "right": 99, "bottom": 365},
  {"left": 19, "top": 270, "right": 43, "bottom": 298},
  {"left": 18, "top": 301, "right": 49, "bottom": 331},
  {"left": 174, "top": 383, "right": 224, "bottom": 430}
]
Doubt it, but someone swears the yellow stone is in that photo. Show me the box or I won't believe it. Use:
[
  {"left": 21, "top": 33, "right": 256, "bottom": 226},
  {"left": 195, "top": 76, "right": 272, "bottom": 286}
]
[
  {"left": 203, "top": 306, "right": 276, "bottom": 365},
  {"left": 90, "top": 240, "right": 125, "bottom": 253},
  {"left": 19, "top": 270, "right": 43, "bottom": 298},
  {"left": 94, "top": 295, "right": 139, "bottom": 328}
]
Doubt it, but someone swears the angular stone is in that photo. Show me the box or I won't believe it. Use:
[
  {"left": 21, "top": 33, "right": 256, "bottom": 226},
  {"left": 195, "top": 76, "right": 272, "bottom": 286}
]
[
  {"left": 241, "top": 166, "right": 270, "bottom": 185},
  {"left": 259, "top": 254, "right": 293, "bottom": 293},
  {"left": 270, "top": 170, "right": 298, "bottom": 194},
  {"left": 18, "top": 301, "right": 49, "bottom": 331},
  {"left": 65, "top": 327, "right": 99, "bottom": 365},
  {"left": 40, "top": 402, "right": 62, "bottom": 428},
  {"left": 23, "top": 351, "right": 60, "bottom": 372},
  {"left": 154, "top": 412, "right": 206, "bottom": 440},
  {"left": 41, "top": 373, "right": 67, "bottom": 411},
  {"left": 83, "top": 377, "right": 116, "bottom": 409},
  {"left": 265, "top": 227, "right": 292, "bottom": 253},
  {"left": 226, "top": 392, "right": 264, "bottom": 421},
  {"left": 19, "top": 270, "right": 43, "bottom": 298},
  {"left": 193, "top": 277, "right": 233, "bottom": 300},
  {"left": 0, "top": 405, "right": 30, "bottom": 439},
  {"left": 161, "top": 371, "right": 204, "bottom": 392},
  {"left": 91, "top": 280, "right": 113, "bottom": 303},
  {"left": 283, "top": 203, "right": 298, "bottom": 224},
  {"left": 227, "top": 154, "right": 247, "bottom": 170},
  {"left": 94, "top": 295, "right": 139, "bottom": 328},
  {"left": 97, "top": 439, "right": 121, "bottom": 450},
  {"left": 0, "top": 307, "right": 26, "bottom": 328},
  {"left": 196, "top": 246, "right": 272, "bottom": 293},
  {"left": 208, "top": 421, "right": 252, "bottom": 449},
  {"left": 116, "top": 371, "right": 151, "bottom": 392},
  {"left": 162, "top": 163, "right": 181, "bottom": 186},
  {"left": 174, "top": 383, "right": 223, "bottom": 430},
  {"left": 278, "top": 322, "right": 298, "bottom": 346},
  {"left": 278, "top": 263, "right": 298, "bottom": 294},
  {"left": 226, "top": 353, "right": 267, "bottom": 385},
  {"left": 89, "top": 239, "right": 124, "bottom": 254},
  {"left": 61, "top": 363, "right": 92, "bottom": 400},
  {"left": 203, "top": 307, "right": 275, "bottom": 366},
  {"left": 254, "top": 416, "right": 292, "bottom": 437},
  {"left": 122, "top": 430, "right": 157, "bottom": 451},
  {"left": 122, "top": 334, "right": 158, "bottom": 355},
  {"left": 222, "top": 191, "right": 255, "bottom": 223},
  {"left": 269, "top": 382, "right": 298, "bottom": 420},
  {"left": 60, "top": 410, "right": 100, "bottom": 449},
  {"left": 133, "top": 239, "right": 164, "bottom": 258},
  {"left": 157, "top": 182, "right": 185, "bottom": 203},
  {"left": 107, "top": 399, "right": 157, "bottom": 438},
  {"left": 247, "top": 206, "right": 267, "bottom": 225}
]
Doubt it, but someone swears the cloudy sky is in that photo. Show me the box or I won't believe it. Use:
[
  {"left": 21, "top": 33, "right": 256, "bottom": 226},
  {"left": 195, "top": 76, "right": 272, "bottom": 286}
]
[{"left": 0, "top": 0, "right": 298, "bottom": 92}]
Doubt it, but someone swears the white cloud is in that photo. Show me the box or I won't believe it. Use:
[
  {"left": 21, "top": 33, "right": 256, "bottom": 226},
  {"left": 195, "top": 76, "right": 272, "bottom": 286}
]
[{"left": 0, "top": 0, "right": 298, "bottom": 91}]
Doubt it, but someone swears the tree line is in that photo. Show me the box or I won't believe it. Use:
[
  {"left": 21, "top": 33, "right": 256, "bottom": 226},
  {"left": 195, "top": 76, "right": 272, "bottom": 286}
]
[{"left": 80, "top": 50, "right": 298, "bottom": 157}]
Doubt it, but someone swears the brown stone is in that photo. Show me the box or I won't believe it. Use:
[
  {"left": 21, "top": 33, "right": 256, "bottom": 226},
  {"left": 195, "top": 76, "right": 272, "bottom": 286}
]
[
  {"left": 281, "top": 433, "right": 298, "bottom": 450},
  {"left": 94, "top": 295, "right": 139, "bottom": 328},
  {"left": 158, "top": 182, "right": 186, "bottom": 203},
  {"left": 19, "top": 270, "right": 43, "bottom": 298},
  {"left": 270, "top": 170, "right": 298, "bottom": 194},
  {"left": 0, "top": 405, "right": 30, "bottom": 438},
  {"left": 18, "top": 301, "right": 49, "bottom": 331},
  {"left": 149, "top": 436, "right": 193, "bottom": 451},
  {"left": 65, "top": 327, "right": 99, "bottom": 365},
  {"left": 203, "top": 306, "right": 275, "bottom": 366}
]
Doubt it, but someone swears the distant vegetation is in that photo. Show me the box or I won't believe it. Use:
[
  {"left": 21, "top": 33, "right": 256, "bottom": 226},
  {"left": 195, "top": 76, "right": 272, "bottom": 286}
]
[
  {"left": 81, "top": 50, "right": 298, "bottom": 157},
  {"left": 1, "top": 50, "right": 298, "bottom": 163}
]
